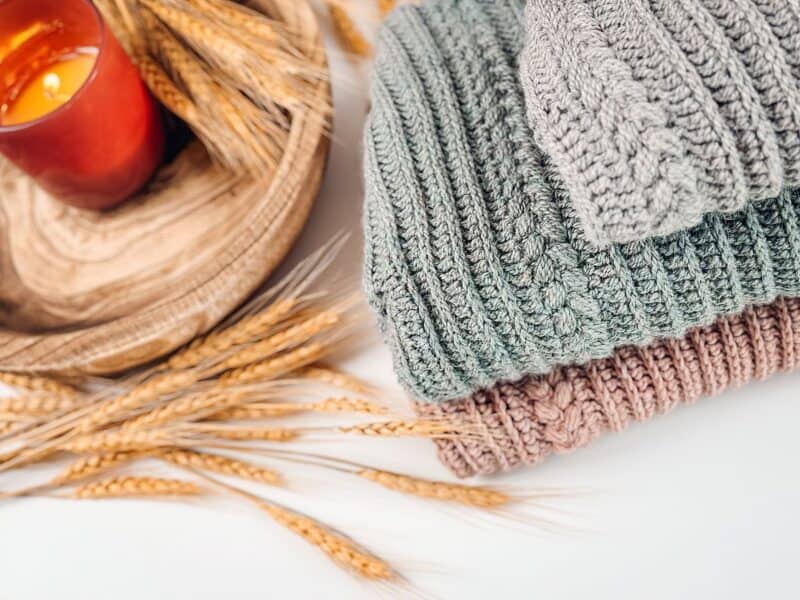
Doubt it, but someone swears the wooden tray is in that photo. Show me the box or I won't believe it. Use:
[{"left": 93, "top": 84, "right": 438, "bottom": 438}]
[{"left": 0, "top": 0, "right": 329, "bottom": 375}]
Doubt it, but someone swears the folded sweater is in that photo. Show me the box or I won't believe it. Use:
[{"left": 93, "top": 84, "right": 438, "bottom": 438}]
[
  {"left": 520, "top": 0, "right": 800, "bottom": 245},
  {"left": 417, "top": 296, "right": 800, "bottom": 477},
  {"left": 363, "top": 0, "right": 800, "bottom": 404}
]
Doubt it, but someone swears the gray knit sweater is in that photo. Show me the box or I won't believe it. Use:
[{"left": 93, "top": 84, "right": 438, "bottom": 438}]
[
  {"left": 364, "top": 0, "right": 800, "bottom": 403},
  {"left": 520, "top": 0, "right": 800, "bottom": 246}
]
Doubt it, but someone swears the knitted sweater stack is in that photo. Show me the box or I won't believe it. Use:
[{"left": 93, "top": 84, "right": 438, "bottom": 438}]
[
  {"left": 364, "top": 0, "right": 800, "bottom": 475},
  {"left": 365, "top": 0, "right": 800, "bottom": 404}
]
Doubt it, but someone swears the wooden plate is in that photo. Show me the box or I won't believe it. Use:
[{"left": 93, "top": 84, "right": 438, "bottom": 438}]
[{"left": 0, "top": 0, "right": 329, "bottom": 375}]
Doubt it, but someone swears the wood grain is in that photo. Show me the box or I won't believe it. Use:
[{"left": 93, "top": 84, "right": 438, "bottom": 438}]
[{"left": 0, "top": 0, "right": 329, "bottom": 375}]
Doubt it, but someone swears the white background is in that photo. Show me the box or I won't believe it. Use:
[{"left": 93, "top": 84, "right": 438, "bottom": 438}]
[{"left": 2, "top": 7, "right": 800, "bottom": 600}]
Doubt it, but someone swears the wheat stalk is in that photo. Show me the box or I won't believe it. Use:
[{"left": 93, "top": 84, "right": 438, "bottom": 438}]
[
  {"left": 54, "top": 451, "right": 146, "bottom": 484},
  {"left": 132, "top": 51, "right": 205, "bottom": 124},
  {"left": 209, "top": 397, "right": 387, "bottom": 421},
  {"left": 0, "top": 395, "right": 86, "bottom": 416},
  {"left": 0, "top": 413, "right": 33, "bottom": 422},
  {"left": 72, "top": 476, "right": 202, "bottom": 499},
  {"left": 327, "top": 4, "right": 372, "bottom": 57},
  {"left": 338, "top": 420, "right": 471, "bottom": 439},
  {"left": 166, "top": 237, "right": 345, "bottom": 371},
  {"left": 161, "top": 449, "right": 281, "bottom": 485},
  {"left": 184, "top": 0, "right": 299, "bottom": 52},
  {"left": 261, "top": 501, "right": 393, "bottom": 579},
  {"left": 142, "top": 8, "right": 284, "bottom": 171},
  {"left": 120, "top": 390, "right": 244, "bottom": 430},
  {"left": 0, "top": 421, "right": 24, "bottom": 436},
  {"left": 185, "top": 425, "right": 300, "bottom": 442},
  {"left": 209, "top": 404, "right": 307, "bottom": 420},
  {"left": 75, "top": 371, "right": 200, "bottom": 433},
  {"left": 357, "top": 469, "right": 511, "bottom": 508},
  {"left": 214, "top": 311, "right": 340, "bottom": 372},
  {"left": 158, "top": 0, "right": 324, "bottom": 78},
  {"left": 141, "top": 0, "right": 321, "bottom": 109},
  {"left": 296, "top": 366, "right": 372, "bottom": 394},
  {"left": 98, "top": 0, "right": 330, "bottom": 175},
  {"left": 235, "top": 448, "right": 515, "bottom": 509},
  {"left": 220, "top": 343, "right": 325, "bottom": 385},
  {"left": 191, "top": 469, "right": 396, "bottom": 580},
  {"left": 309, "top": 397, "right": 388, "bottom": 415},
  {"left": 167, "top": 298, "right": 298, "bottom": 370},
  {"left": 62, "top": 429, "right": 176, "bottom": 454},
  {"left": 0, "top": 373, "right": 79, "bottom": 397},
  {"left": 97, "top": 1, "right": 209, "bottom": 129}
]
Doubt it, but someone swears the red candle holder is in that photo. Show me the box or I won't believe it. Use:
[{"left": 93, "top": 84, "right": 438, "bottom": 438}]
[{"left": 0, "top": 0, "right": 165, "bottom": 210}]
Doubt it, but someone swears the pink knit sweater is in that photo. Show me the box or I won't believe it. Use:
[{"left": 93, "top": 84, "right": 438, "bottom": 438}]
[{"left": 417, "top": 297, "right": 800, "bottom": 478}]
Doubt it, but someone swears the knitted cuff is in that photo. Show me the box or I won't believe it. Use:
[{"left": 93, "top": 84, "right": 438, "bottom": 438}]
[
  {"left": 520, "top": 0, "right": 800, "bottom": 245},
  {"left": 417, "top": 297, "right": 800, "bottom": 478}
]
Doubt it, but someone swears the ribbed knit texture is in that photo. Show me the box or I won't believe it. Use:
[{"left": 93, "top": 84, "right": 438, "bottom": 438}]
[
  {"left": 520, "top": 0, "right": 800, "bottom": 245},
  {"left": 416, "top": 296, "right": 800, "bottom": 477},
  {"left": 363, "top": 0, "right": 800, "bottom": 404}
]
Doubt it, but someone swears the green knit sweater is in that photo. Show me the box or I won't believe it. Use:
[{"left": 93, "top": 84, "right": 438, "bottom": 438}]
[{"left": 363, "top": 0, "right": 800, "bottom": 403}]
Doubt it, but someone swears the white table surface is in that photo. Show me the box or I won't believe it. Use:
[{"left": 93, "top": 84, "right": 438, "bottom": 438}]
[{"left": 2, "top": 10, "right": 800, "bottom": 600}]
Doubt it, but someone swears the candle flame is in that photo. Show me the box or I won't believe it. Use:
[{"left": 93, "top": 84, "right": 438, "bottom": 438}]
[{"left": 42, "top": 72, "right": 61, "bottom": 99}]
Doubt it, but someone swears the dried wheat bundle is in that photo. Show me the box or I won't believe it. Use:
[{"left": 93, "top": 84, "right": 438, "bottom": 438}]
[
  {"left": 94, "top": 0, "right": 329, "bottom": 175},
  {"left": 0, "top": 242, "right": 549, "bottom": 588}
]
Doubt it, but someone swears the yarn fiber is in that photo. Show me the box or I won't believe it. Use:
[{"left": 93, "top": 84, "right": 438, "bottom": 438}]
[
  {"left": 417, "top": 296, "right": 800, "bottom": 478},
  {"left": 364, "top": 0, "right": 800, "bottom": 404},
  {"left": 520, "top": 0, "right": 800, "bottom": 245}
]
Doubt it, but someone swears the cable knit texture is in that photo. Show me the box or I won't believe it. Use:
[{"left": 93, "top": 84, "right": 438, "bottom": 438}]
[
  {"left": 520, "top": 0, "right": 800, "bottom": 245},
  {"left": 416, "top": 296, "right": 800, "bottom": 477},
  {"left": 364, "top": 0, "right": 800, "bottom": 404}
]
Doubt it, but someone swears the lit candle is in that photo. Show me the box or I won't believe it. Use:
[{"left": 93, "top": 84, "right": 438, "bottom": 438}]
[
  {"left": 2, "top": 47, "right": 98, "bottom": 126},
  {"left": 0, "top": 0, "right": 165, "bottom": 210}
]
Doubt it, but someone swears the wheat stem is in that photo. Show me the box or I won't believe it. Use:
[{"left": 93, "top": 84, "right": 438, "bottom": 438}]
[
  {"left": 327, "top": 4, "right": 372, "bottom": 57},
  {"left": 214, "top": 311, "right": 339, "bottom": 371},
  {"left": 209, "top": 404, "right": 305, "bottom": 421},
  {"left": 0, "top": 395, "right": 87, "bottom": 416},
  {"left": 308, "top": 397, "right": 388, "bottom": 415},
  {"left": 62, "top": 430, "right": 177, "bottom": 454},
  {"left": 0, "top": 373, "right": 79, "bottom": 397},
  {"left": 194, "top": 470, "right": 395, "bottom": 580},
  {"left": 161, "top": 449, "right": 281, "bottom": 486},
  {"left": 71, "top": 476, "right": 202, "bottom": 499},
  {"left": 168, "top": 298, "right": 298, "bottom": 370},
  {"left": 296, "top": 365, "right": 372, "bottom": 394},
  {"left": 208, "top": 397, "right": 387, "bottom": 421},
  {"left": 53, "top": 451, "right": 147, "bottom": 485},
  {"left": 337, "top": 420, "right": 473, "bottom": 439},
  {"left": 184, "top": 425, "right": 300, "bottom": 443},
  {"left": 75, "top": 371, "right": 200, "bottom": 433},
  {"left": 120, "top": 390, "right": 244, "bottom": 430},
  {"left": 357, "top": 469, "right": 511, "bottom": 508},
  {"left": 220, "top": 343, "right": 325, "bottom": 385}
]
